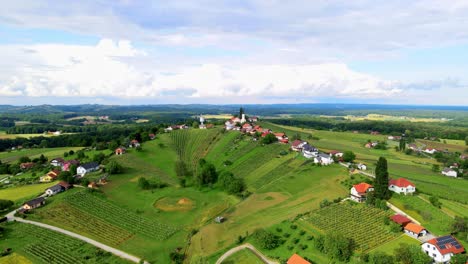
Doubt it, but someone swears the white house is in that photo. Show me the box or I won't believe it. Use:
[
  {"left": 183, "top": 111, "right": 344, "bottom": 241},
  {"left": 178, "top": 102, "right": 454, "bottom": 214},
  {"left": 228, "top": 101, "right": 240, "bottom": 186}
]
[
  {"left": 45, "top": 184, "right": 64, "bottom": 196},
  {"left": 421, "top": 235, "right": 465, "bottom": 263},
  {"left": 424, "top": 148, "right": 437, "bottom": 154},
  {"left": 329, "top": 150, "right": 343, "bottom": 158},
  {"left": 441, "top": 168, "right": 457, "bottom": 177},
  {"left": 77, "top": 162, "right": 100, "bottom": 176},
  {"left": 302, "top": 144, "right": 318, "bottom": 159},
  {"left": 350, "top": 183, "right": 374, "bottom": 203},
  {"left": 291, "top": 140, "right": 307, "bottom": 152},
  {"left": 314, "top": 153, "right": 334, "bottom": 165},
  {"left": 357, "top": 163, "right": 367, "bottom": 170},
  {"left": 50, "top": 158, "right": 65, "bottom": 167},
  {"left": 388, "top": 178, "right": 416, "bottom": 195},
  {"left": 224, "top": 120, "right": 236, "bottom": 130}
]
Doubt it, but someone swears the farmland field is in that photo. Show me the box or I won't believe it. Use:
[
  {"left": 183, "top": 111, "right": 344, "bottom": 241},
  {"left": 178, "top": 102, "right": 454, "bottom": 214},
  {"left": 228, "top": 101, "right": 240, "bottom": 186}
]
[
  {"left": 0, "top": 222, "right": 130, "bottom": 264},
  {"left": 302, "top": 203, "right": 397, "bottom": 252},
  {"left": 0, "top": 182, "right": 56, "bottom": 202},
  {"left": 0, "top": 147, "right": 83, "bottom": 163},
  {"left": 370, "top": 234, "right": 421, "bottom": 254}
]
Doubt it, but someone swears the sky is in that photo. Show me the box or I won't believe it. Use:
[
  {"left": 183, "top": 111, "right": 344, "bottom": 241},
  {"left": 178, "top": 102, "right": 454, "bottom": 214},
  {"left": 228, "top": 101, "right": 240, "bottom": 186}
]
[{"left": 0, "top": 0, "right": 467, "bottom": 105}]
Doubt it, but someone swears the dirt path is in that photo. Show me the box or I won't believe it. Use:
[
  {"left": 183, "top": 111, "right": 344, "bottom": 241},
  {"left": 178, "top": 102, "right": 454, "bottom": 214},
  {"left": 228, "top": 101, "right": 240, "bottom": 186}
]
[
  {"left": 7, "top": 210, "right": 148, "bottom": 264},
  {"left": 215, "top": 243, "right": 279, "bottom": 264},
  {"left": 385, "top": 202, "right": 421, "bottom": 225}
]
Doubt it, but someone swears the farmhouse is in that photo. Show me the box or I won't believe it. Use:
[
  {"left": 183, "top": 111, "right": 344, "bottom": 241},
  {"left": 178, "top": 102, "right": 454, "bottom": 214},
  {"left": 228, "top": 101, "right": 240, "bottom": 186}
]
[
  {"left": 441, "top": 168, "right": 457, "bottom": 177},
  {"left": 390, "top": 214, "right": 412, "bottom": 226},
  {"left": 314, "top": 153, "right": 333, "bottom": 165},
  {"left": 302, "top": 144, "right": 318, "bottom": 159},
  {"left": 287, "top": 253, "right": 311, "bottom": 264},
  {"left": 404, "top": 223, "right": 428, "bottom": 238},
  {"left": 388, "top": 178, "right": 416, "bottom": 195},
  {"left": 350, "top": 183, "right": 374, "bottom": 203},
  {"left": 62, "top": 160, "right": 79, "bottom": 171},
  {"left": 291, "top": 140, "right": 307, "bottom": 152},
  {"left": 248, "top": 116, "right": 258, "bottom": 122},
  {"left": 129, "top": 139, "right": 140, "bottom": 148},
  {"left": 20, "top": 162, "right": 35, "bottom": 170},
  {"left": 274, "top": 132, "right": 289, "bottom": 143},
  {"left": 149, "top": 133, "right": 156, "bottom": 140},
  {"left": 424, "top": 148, "right": 437, "bottom": 154},
  {"left": 22, "top": 197, "right": 45, "bottom": 211},
  {"left": 115, "top": 147, "right": 126, "bottom": 155},
  {"left": 365, "top": 142, "right": 378, "bottom": 148},
  {"left": 57, "top": 181, "right": 72, "bottom": 190},
  {"left": 40, "top": 170, "right": 60, "bottom": 183},
  {"left": 50, "top": 158, "right": 65, "bottom": 167},
  {"left": 329, "top": 150, "right": 343, "bottom": 157},
  {"left": 77, "top": 162, "right": 100, "bottom": 176},
  {"left": 357, "top": 163, "right": 367, "bottom": 170},
  {"left": 422, "top": 235, "right": 465, "bottom": 263},
  {"left": 45, "top": 184, "right": 64, "bottom": 196}
]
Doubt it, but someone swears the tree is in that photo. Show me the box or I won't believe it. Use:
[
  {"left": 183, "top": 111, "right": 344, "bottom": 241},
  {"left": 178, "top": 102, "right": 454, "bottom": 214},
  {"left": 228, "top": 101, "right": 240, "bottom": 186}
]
[
  {"left": 342, "top": 151, "right": 356, "bottom": 162},
  {"left": 192, "top": 121, "right": 199, "bottom": 128},
  {"left": 93, "top": 152, "right": 106, "bottom": 163},
  {"left": 431, "top": 164, "right": 440, "bottom": 172},
  {"left": 252, "top": 229, "right": 281, "bottom": 250},
  {"left": 38, "top": 154, "right": 48, "bottom": 164},
  {"left": 429, "top": 196, "right": 442, "bottom": 208},
  {"left": 196, "top": 161, "right": 218, "bottom": 187},
  {"left": 322, "top": 233, "right": 355, "bottom": 262},
  {"left": 368, "top": 252, "right": 395, "bottom": 264},
  {"left": 374, "top": 157, "right": 391, "bottom": 200},
  {"left": 451, "top": 254, "right": 467, "bottom": 264},
  {"left": 465, "top": 136, "right": 468, "bottom": 146},
  {"left": 451, "top": 216, "right": 467, "bottom": 234},
  {"left": 0, "top": 199, "right": 13, "bottom": 211},
  {"left": 262, "top": 133, "right": 278, "bottom": 144},
  {"left": 218, "top": 171, "right": 245, "bottom": 195},
  {"left": 399, "top": 138, "right": 406, "bottom": 151},
  {"left": 59, "top": 171, "right": 75, "bottom": 184},
  {"left": 18, "top": 156, "right": 31, "bottom": 163},
  {"left": 239, "top": 107, "right": 244, "bottom": 118},
  {"left": 394, "top": 243, "right": 433, "bottom": 264},
  {"left": 138, "top": 177, "right": 151, "bottom": 190},
  {"left": 106, "top": 160, "right": 123, "bottom": 174}
]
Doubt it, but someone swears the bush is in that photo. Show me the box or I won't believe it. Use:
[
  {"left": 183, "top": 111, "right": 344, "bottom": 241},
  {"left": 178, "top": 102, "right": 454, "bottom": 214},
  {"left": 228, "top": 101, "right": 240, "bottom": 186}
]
[
  {"left": 252, "top": 229, "right": 281, "bottom": 250},
  {"left": 106, "top": 160, "right": 123, "bottom": 174},
  {"left": 290, "top": 224, "right": 297, "bottom": 230}
]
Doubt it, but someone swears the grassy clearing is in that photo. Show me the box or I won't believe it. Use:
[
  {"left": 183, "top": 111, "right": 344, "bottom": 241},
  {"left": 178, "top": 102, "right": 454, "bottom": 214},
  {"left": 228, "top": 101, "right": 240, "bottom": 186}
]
[
  {"left": 0, "top": 222, "right": 130, "bottom": 264},
  {"left": 302, "top": 203, "right": 396, "bottom": 252},
  {"left": 416, "top": 139, "right": 467, "bottom": 152},
  {"left": 370, "top": 234, "right": 420, "bottom": 254},
  {"left": 0, "top": 182, "right": 56, "bottom": 202},
  {"left": 390, "top": 195, "right": 453, "bottom": 235},
  {"left": 438, "top": 198, "right": 468, "bottom": 218},
  {"left": 0, "top": 252, "right": 33, "bottom": 264},
  {"left": 220, "top": 249, "right": 264, "bottom": 264},
  {"left": 0, "top": 147, "right": 83, "bottom": 163}
]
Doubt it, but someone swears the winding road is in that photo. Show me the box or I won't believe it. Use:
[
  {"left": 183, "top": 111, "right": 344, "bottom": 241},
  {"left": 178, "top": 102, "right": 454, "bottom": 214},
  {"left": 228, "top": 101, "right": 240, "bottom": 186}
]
[
  {"left": 215, "top": 243, "right": 279, "bottom": 264},
  {"left": 6, "top": 209, "right": 148, "bottom": 264}
]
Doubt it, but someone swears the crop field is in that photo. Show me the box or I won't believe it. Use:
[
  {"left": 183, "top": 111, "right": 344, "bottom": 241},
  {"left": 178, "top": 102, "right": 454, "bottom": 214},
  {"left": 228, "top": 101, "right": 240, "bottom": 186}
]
[
  {"left": 34, "top": 203, "right": 134, "bottom": 246},
  {"left": 0, "top": 222, "right": 130, "bottom": 264},
  {"left": 63, "top": 191, "right": 178, "bottom": 240},
  {"left": 0, "top": 147, "right": 83, "bottom": 163},
  {"left": 0, "top": 182, "right": 56, "bottom": 202},
  {"left": 389, "top": 195, "right": 453, "bottom": 235},
  {"left": 303, "top": 203, "right": 397, "bottom": 252},
  {"left": 220, "top": 249, "right": 265, "bottom": 264},
  {"left": 0, "top": 252, "right": 33, "bottom": 264}
]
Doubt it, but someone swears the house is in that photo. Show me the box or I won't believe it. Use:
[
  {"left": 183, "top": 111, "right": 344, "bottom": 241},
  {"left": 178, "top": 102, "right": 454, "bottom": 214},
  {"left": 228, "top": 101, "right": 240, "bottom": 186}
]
[
  {"left": 22, "top": 197, "right": 45, "bottom": 211},
  {"left": 390, "top": 214, "right": 412, "bottom": 226},
  {"left": 149, "top": 133, "right": 156, "bottom": 140},
  {"left": 129, "top": 139, "right": 140, "bottom": 148},
  {"left": 50, "top": 158, "right": 65, "bottom": 167},
  {"left": 302, "top": 144, "right": 318, "bottom": 159},
  {"left": 350, "top": 183, "right": 374, "bottom": 203},
  {"left": 274, "top": 133, "right": 289, "bottom": 144},
  {"left": 224, "top": 120, "right": 236, "bottom": 130},
  {"left": 20, "top": 162, "right": 35, "bottom": 170},
  {"left": 291, "top": 140, "right": 308, "bottom": 152},
  {"left": 421, "top": 235, "right": 465, "bottom": 263},
  {"left": 57, "top": 181, "right": 72, "bottom": 190},
  {"left": 62, "top": 160, "right": 79, "bottom": 172},
  {"left": 164, "top": 126, "right": 174, "bottom": 132},
  {"left": 441, "top": 168, "right": 457, "bottom": 177},
  {"left": 404, "top": 223, "right": 428, "bottom": 238},
  {"left": 388, "top": 136, "right": 395, "bottom": 140},
  {"left": 449, "top": 163, "right": 459, "bottom": 169},
  {"left": 40, "top": 170, "right": 60, "bottom": 182},
  {"left": 248, "top": 116, "right": 258, "bottom": 122},
  {"left": 115, "top": 147, "right": 126, "bottom": 155},
  {"left": 388, "top": 178, "right": 416, "bottom": 195},
  {"left": 424, "top": 148, "right": 437, "bottom": 154},
  {"left": 388, "top": 135, "right": 402, "bottom": 141},
  {"left": 365, "top": 142, "right": 378, "bottom": 148},
  {"left": 287, "top": 253, "right": 311, "bottom": 264},
  {"left": 77, "top": 162, "right": 100, "bottom": 176},
  {"left": 314, "top": 153, "right": 333, "bottom": 165},
  {"left": 45, "top": 184, "right": 64, "bottom": 196},
  {"left": 357, "top": 163, "right": 367, "bottom": 170},
  {"left": 329, "top": 150, "right": 343, "bottom": 158}
]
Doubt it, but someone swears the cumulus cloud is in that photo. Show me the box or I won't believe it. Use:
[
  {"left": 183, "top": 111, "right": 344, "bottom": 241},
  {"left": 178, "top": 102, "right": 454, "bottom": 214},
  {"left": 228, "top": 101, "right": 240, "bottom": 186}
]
[{"left": 0, "top": 39, "right": 408, "bottom": 101}]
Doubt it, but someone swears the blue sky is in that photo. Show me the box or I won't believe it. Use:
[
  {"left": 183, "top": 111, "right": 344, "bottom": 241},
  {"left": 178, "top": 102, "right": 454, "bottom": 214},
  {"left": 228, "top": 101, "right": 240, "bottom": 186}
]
[{"left": 0, "top": 0, "right": 467, "bottom": 105}]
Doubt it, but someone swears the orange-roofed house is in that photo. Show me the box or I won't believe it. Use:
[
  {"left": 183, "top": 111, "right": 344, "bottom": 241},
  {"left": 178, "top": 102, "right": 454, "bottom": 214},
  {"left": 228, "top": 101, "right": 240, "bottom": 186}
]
[
  {"left": 115, "top": 147, "right": 126, "bottom": 155},
  {"left": 350, "top": 183, "right": 374, "bottom": 203},
  {"left": 422, "top": 235, "right": 465, "bottom": 263},
  {"left": 39, "top": 170, "right": 60, "bottom": 183},
  {"left": 388, "top": 178, "right": 416, "bottom": 195},
  {"left": 404, "top": 223, "right": 428, "bottom": 238},
  {"left": 287, "top": 253, "right": 311, "bottom": 264}
]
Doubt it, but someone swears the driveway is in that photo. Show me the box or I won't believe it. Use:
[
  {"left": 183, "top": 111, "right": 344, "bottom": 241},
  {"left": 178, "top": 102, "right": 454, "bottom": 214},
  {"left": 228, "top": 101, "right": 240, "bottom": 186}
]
[{"left": 215, "top": 243, "right": 279, "bottom": 264}]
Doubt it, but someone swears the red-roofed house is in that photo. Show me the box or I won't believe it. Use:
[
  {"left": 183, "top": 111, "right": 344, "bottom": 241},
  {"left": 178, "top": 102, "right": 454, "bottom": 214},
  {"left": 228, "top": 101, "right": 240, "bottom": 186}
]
[
  {"left": 350, "top": 183, "right": 374, "bottom": 203},
  {"left": 388, "top": 178, "right": 416, "bottom": 195},
  {"left": 390, "top": 214, "right": 412, "bottom": 226},
  {"left": 329, "top": 150, "right": 344, "bottom": 158},
  {"left": 115, "top": 147, "right": 126, "bottom": 156},
  {"left": 287, "top": 253, "right": 311, "bottom": 264},
  {"left": 62, "top": 159, "right": 80, "bottom": 172},
  {"left": 422, "top": 235, "right": 465, "bottom": 263},
  {"left": 274, "top": 133, "right": 288, "bottom": 143},
  {"left": 291, "top": 140, "right": 307, "bottom": 151},
  {"left": 404, "top": 223, "right": 428, "bottom": 238},
  {"left": 20, "top": 162, "right": 35, "bottom": 170},
  {"left": 149, "top": 133, "right": 156, "bottom": 140}
]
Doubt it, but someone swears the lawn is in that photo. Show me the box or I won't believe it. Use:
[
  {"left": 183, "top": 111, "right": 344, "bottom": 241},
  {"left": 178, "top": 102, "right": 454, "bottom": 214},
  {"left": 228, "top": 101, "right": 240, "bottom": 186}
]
[
  {"left": 221, "top": 249, "right": 264, "bottom": 264},
  {"left": 0, "top": 182, "right": 56, "bottom": 202},
  {"left": 0, "top": 222, "right": 131, "bottom": 264},
  {"left": 370, "top": 234, "right": 420, "bottom": 254}
]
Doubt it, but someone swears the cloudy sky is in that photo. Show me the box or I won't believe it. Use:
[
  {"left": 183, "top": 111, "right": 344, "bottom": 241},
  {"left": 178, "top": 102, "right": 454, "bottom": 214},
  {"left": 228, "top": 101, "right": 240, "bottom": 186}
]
[{"left": 0, "top": 0, "right": 467, "bottom": 105}]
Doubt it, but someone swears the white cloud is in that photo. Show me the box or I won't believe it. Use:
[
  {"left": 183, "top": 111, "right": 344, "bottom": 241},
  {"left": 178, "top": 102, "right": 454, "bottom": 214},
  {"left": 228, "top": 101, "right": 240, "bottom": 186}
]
[{"left": 0, "top": 39, "right": 407, "bottom": 101}]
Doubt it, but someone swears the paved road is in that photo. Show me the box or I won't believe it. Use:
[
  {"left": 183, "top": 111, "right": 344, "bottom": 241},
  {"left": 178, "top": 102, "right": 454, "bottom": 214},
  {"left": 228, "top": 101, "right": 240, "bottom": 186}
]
[
  {"left": 215, "top": 243, "right": 279, "bottom": 264},
  {"left": 7, "top": 210, "right": 148, "bottom": 264}
]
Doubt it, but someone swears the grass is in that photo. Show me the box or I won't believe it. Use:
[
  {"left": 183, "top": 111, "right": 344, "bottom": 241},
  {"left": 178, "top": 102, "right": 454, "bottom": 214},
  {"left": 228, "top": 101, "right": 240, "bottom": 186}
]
[
  {"left": 220, "top": 249, "right": 264, "bottom": 264},
  {"left": 0, "top": 252, "right": 33, "bottom": 264},
  {"left": 370, "top": 234, "right": 420, "bottom": 254},
  {"left": 0, "top": 182, "right": 56, "bottom": 202},
  {"left": 0, "top": 147, "right": 83, "bottom": 163},
  {"left": 0, "top": 222, "right": 131, "bottom": 264},
  {"left": 302, "top": 202, "right": 397, "bottom": 252}
]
